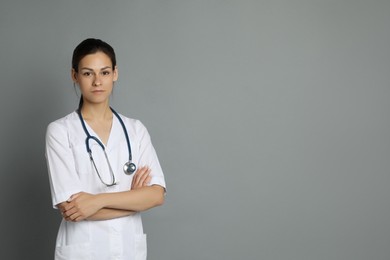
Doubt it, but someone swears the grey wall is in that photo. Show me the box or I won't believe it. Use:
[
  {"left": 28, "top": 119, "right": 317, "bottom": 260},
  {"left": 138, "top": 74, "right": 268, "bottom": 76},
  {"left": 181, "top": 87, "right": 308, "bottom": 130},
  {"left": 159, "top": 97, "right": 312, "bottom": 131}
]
[{"left": 1, "top": 1, "right": 390, "bottom": 259}]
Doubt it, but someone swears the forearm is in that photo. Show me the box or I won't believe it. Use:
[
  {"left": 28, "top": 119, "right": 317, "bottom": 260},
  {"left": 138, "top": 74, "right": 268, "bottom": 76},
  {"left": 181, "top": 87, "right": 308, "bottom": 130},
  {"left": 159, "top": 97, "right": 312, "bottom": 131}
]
[
  {"left": 60, "top": 168, "right": 163, "bottom": 222},
  {"left": 87, "top": 208, "right": 136, "bottom": 221},
  {"left": 96, "top": 185, "right": 165, "bottom": 212}
]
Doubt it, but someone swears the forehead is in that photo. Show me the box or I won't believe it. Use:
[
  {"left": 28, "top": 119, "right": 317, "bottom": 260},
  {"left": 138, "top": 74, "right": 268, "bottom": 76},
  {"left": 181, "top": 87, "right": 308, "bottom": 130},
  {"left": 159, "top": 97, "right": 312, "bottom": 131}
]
[{"left": 79, "top": 51, "right": 113, "bottom": 69}]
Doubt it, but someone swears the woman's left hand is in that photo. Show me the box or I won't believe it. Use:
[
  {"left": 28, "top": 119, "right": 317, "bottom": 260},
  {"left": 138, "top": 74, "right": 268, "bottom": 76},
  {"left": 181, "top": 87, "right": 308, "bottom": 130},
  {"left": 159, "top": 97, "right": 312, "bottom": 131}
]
[{"left": 61, "top": 192, "right": 102, "bottom": 222}]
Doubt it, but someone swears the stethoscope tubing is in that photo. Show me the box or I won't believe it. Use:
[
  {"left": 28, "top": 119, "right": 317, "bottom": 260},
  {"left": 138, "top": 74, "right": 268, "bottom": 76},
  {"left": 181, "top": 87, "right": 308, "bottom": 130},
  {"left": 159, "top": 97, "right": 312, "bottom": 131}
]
[
  {"left": 77, "top": 107, "right": 132, "bottom": 161},
  {"left": 76, "top": 107, "right": 136, "bottom": 186}
]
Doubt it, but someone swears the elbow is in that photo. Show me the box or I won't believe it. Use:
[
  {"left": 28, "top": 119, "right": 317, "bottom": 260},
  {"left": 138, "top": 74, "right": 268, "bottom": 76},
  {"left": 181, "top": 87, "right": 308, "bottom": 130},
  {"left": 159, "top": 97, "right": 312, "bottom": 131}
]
[
  {"left": 156, "top": 192, "right": 165, "bottom": 207},
  {"left": 136, "top": 185, "right": 166, "bottom": 212},
  {"left": 151, "top": 185, "right": 165, "bottom": 208},
  {"left": 154, "top": 186, "right": 165, "bottom": 207}
]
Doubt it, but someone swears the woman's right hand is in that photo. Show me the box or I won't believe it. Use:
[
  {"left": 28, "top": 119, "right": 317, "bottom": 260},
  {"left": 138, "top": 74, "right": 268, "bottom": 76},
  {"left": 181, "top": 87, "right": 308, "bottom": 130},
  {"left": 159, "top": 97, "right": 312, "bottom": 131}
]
[{"left": 131, "top": 166, "right": 152, "bottom": 190}]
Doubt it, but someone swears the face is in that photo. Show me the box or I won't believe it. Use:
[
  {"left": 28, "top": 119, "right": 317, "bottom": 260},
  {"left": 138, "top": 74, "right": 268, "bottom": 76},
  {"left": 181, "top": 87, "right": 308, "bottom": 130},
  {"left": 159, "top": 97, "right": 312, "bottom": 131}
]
[{"left": 72, "top": 51, "right": 118, "bottom": 106}]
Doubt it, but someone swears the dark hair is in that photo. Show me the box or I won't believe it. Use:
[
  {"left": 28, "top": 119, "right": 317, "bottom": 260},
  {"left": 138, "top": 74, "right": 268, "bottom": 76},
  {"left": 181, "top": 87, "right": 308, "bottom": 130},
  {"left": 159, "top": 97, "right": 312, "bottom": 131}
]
[{"left": 72, "top": 38, "right": 117, "bottom": 109}]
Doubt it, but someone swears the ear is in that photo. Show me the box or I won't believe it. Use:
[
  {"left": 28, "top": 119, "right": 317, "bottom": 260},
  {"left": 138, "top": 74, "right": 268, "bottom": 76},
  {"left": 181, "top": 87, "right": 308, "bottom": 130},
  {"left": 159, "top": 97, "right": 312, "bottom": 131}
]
[
  {"left": 71, "top": 68, "right": 78, "bottom": 83},
  {"left": 113, "top": 66, "right": 118, "bottom": 82}
]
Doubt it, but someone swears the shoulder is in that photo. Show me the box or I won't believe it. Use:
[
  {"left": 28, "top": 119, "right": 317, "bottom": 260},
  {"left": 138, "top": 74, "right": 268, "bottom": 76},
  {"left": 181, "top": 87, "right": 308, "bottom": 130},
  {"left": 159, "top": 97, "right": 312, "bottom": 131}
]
[
  {"left": 115, "top": 112, "right": 151, "bottom": 140},
  {"left": 46, "top": 111, "right": 79, "bottom": 136},
  {"left": 116, "top": 112, "right": 147, "bottom": 131}
]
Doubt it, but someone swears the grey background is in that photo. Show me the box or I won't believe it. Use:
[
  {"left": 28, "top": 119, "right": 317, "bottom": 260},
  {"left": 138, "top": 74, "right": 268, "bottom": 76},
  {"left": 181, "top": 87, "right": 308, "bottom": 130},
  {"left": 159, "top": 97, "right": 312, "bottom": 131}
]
[{"left": 0, "top": 0, "right": 389, "bottom": 259}]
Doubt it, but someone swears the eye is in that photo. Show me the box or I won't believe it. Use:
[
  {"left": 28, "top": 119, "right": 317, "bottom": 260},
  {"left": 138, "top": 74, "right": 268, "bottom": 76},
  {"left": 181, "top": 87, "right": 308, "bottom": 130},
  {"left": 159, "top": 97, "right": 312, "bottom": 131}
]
[
  {"left": 82, "top": 72, "right": 92, "bottom": 77},
  {"left": 102, "top": 71, "right": 111, "bottom": 76}
]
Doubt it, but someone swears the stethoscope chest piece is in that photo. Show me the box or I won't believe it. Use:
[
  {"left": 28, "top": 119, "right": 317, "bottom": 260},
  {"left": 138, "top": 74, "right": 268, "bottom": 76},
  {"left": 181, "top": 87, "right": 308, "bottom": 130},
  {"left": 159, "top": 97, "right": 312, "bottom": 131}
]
[
  {"left": 124, "top": 161, "right": 137, "bottom": 175},
  {"left": 78, "top": 107, "right": 138, "bottom": 185}
]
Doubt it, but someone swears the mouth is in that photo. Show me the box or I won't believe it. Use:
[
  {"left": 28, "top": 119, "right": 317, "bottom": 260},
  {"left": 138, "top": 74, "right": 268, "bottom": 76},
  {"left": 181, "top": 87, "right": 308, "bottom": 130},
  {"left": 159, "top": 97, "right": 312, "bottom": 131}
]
[{"left": 92, "top": 90, "right": 105, "bottom": 93}]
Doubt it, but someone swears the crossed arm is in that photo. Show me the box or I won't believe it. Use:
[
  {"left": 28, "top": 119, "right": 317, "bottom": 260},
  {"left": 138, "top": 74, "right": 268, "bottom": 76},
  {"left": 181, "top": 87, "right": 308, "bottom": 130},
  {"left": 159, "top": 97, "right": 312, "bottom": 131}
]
[{"left": 57, "top": 167, "right": 165, "bottom": 222}]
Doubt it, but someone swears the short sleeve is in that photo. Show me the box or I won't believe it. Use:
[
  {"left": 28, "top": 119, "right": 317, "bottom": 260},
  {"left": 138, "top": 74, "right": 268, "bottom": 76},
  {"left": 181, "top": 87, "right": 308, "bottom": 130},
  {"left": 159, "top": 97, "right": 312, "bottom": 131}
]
[
  {"left": 45, "top": 121, "right": 83, "bottom": 208},
  {"left": 136, "top": 121, "right": 166, "bottom": 191}
]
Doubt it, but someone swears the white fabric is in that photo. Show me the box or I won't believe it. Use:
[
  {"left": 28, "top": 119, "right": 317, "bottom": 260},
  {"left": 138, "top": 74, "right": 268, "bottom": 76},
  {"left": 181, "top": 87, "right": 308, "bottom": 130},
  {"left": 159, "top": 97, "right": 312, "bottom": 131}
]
[{"left": 45, "top": 111, "right": 166, "bottom": 260}]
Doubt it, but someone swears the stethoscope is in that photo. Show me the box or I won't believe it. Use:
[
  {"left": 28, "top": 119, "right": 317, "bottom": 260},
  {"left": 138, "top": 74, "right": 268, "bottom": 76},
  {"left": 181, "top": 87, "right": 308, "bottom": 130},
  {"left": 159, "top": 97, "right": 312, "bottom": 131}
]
[{"left": 77, "top": 107, "right": 137, "bottom": 186}]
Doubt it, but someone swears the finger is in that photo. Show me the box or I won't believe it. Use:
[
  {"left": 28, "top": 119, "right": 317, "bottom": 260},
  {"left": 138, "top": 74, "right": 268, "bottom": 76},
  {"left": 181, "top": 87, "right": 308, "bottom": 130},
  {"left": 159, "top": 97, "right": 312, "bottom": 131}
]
[
  {"left": 131, "top": 167, "right": 142, "bottom": 187},
  {"left": 136, "top": 166, "right": 148, "bottom": 177},
  {"left": 67, "top": 193, "right": 81, "bottom": 202},
  {"left": 63, "top": 203, "right": 75, "bottom": 213},
  {"left": 137, "top": 168, "right": 151, "bottom": 186},
  {"left": 144, "top": 175, "right": 152, "bottom": 186},
  {"left": 132, "top": 166, "right": 145, "bottom": 179},
  {"left": 64, "top": 211, "right": 79, "bottom": 221},
  {"left": 140, "top": 169, "right": 151, "bottom": 186},
  {"left": 132, "top": 167, "right": 149, "bottom": 186},
  {"left": 65, "top": 214, "right": 74, "bottom": 221},
  {"left": 69, "top": 212, "right": 82, "bottom": 222},
  {"left": 70, "top": 213, "right": 80, "bottom": 222},
  {"left": 58, "top": 203, "right": 66, "bottom": 211},
  {"left": 139, "top": 169, "right": 151, "bottom": 187},
  {"left": 63, "top": 206, "right": 79, "bottom": 218},
  {"left": 74, "top": 215, "right": 85, "bottom": 222}
]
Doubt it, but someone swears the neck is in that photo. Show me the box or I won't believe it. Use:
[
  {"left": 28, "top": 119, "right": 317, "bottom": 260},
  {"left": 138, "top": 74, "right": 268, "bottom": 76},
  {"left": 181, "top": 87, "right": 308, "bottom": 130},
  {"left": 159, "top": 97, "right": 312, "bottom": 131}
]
[{"left": 80, "top": 102, "right": 112, "bottom": 121}]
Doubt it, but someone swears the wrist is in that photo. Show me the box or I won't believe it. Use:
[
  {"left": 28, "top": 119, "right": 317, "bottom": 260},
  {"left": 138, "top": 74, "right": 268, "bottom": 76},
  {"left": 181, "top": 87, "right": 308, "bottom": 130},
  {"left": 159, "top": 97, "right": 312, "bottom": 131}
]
[
  {"left": 96, "top": 193, "right": 112, "bottom": 209},
  {"left": 94, "top": 193, "right": 107, "bottom": 209}
]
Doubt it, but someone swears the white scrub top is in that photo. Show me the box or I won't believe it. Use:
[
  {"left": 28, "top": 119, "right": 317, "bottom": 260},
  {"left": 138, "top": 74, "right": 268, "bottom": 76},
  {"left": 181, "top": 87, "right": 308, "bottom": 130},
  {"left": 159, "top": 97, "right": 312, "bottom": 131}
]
[{"left": 45, "top": 111, "right": 166, "bottom": 260}]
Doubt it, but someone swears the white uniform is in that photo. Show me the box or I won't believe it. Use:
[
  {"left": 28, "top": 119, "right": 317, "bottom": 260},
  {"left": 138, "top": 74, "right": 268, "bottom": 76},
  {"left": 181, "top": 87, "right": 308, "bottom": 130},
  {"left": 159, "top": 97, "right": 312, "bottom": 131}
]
[{"left": 45, "top": 111, "right": 166, "bottom": 260}]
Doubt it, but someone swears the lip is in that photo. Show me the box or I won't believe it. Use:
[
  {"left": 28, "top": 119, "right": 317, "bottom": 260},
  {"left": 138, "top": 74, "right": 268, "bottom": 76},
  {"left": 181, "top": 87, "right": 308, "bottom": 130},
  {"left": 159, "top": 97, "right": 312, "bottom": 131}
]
[{"left": 91, "top": 90, "right": 105, "bottom": 93}]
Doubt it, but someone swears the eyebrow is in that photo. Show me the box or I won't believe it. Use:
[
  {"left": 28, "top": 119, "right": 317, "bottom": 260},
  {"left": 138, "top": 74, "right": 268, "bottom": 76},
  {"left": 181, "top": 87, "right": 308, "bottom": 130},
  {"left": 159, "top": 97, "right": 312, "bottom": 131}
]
[{"left": 80, "top": 66, "right": 112, "bottom": 71}]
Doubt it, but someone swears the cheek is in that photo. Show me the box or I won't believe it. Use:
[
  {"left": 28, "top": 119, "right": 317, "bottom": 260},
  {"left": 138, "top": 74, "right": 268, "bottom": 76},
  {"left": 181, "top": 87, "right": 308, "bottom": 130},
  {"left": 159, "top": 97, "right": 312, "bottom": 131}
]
[
  {"left": 77, "top": 80, "right": 91, "bottom": 92},
  {"left": 103, "top": 78, "right": 115, "bottom": 88}
]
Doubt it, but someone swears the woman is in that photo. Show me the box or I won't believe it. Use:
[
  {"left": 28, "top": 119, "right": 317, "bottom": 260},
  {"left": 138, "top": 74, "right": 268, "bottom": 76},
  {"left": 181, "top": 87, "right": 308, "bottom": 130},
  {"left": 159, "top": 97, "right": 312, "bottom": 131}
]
[{"left": 45, "top": 38, "right": 166, "bottom": 260}]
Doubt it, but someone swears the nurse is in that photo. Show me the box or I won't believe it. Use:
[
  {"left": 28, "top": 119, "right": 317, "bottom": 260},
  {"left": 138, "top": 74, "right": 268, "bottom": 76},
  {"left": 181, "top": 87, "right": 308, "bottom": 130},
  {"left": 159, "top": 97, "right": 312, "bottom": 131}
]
[{"left": 45, "top": 38, "right": 166, "bottom": 260}]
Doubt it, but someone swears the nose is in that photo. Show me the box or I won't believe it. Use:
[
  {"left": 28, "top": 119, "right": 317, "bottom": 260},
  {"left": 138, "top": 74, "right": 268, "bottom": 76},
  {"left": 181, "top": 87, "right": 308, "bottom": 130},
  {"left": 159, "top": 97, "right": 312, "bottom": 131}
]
[{"left": 93, "top": 74, "right": 102, "bottom": 86}]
